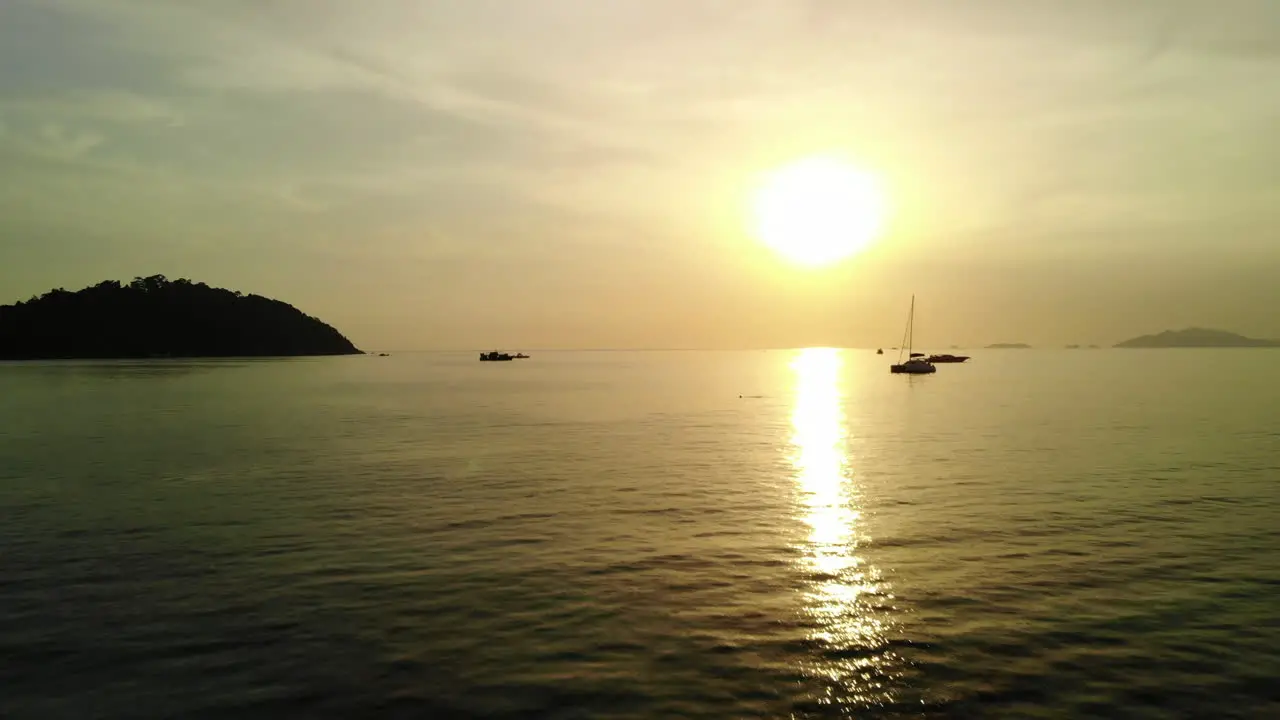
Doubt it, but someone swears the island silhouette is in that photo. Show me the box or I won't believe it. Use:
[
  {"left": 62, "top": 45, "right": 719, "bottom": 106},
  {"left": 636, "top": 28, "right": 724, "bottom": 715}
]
[
  {"left": 1115, "top": 328, "right": 1279, "bottom": 348},
  {"left": 0, "top": 275, "right": 361, "bottom": 359}
]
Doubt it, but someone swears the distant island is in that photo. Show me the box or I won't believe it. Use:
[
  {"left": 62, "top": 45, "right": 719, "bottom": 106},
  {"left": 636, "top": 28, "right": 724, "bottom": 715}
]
[
  {"left": 986, "top": 343, "right": 1032, "bottom": 349},
  {"left": 1115, "top": 328, "right": 1280, "bottom": 348},
  {"left": 0, "top": 275, "right": 362, "bottom": 359}
]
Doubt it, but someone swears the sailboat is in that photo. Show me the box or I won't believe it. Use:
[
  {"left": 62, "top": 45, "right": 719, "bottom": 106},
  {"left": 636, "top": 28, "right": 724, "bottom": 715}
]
[{"left": 890, "top": 295, "right": 937, "bottom": 374}]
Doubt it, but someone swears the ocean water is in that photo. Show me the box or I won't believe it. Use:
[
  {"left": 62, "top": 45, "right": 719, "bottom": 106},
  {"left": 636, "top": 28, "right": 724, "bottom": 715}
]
[{"left": 1, "top": 349, "right": 1278, "bottom": 719}]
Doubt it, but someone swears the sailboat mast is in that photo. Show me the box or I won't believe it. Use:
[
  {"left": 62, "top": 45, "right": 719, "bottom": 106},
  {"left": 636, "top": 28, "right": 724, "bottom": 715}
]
[
  {"left": 907, "top": 294, "right": 915, "bottom": 355},
  {"left": 896, "top": 295, "right": 912, "bottom": 364}
]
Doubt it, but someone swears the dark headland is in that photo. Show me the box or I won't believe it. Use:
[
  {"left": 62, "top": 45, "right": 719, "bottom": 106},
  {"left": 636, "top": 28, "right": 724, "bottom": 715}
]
[
  {"left": 0, "top": 275, "right": 362, "bottom": 360},
  {"left": 1115, "top": 328, "right": 1280, "bottom": 348}
]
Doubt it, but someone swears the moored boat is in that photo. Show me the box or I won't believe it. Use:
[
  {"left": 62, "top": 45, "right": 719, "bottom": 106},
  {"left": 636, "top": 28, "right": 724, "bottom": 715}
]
[{"left": 890, "top": 296, "right": 937, "bottom": 374}]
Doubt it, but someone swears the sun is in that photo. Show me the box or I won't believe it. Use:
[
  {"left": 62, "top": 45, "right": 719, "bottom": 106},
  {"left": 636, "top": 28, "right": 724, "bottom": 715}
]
[{"left": 750, "top": 157, "right": 887, "bottom": 267}]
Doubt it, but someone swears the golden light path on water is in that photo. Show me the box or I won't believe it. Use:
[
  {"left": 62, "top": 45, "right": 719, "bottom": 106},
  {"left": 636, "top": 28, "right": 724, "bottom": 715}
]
[{"left": 788, "top": 348, "right": 901, "bottom": 708}]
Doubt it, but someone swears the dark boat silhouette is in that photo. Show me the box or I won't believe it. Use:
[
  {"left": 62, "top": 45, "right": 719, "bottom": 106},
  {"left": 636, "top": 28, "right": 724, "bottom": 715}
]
[
  {"left": 925, "top": 354, "right": 969, "bottom": 363},
  {"left": 890, "top": 296, "right": 936, "bottom": 374},
  {"left": 479, "top": 351, "right": 530, "bottom": 361}
]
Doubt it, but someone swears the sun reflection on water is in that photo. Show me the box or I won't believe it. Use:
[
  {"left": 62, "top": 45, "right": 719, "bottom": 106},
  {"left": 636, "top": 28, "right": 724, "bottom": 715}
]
[{"left": 788, "top": 348, "right": 902, "bottom": 708}]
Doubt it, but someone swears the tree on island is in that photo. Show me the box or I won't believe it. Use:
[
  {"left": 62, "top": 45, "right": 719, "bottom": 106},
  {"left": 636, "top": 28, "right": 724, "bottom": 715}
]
[{"left": 0, "top": 275, "right": 362, "bottom": 359}]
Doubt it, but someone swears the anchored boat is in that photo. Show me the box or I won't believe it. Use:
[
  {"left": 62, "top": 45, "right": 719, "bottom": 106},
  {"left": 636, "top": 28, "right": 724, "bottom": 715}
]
[{"left": 890, "top": 296, "right": 936, "bottom": 375}]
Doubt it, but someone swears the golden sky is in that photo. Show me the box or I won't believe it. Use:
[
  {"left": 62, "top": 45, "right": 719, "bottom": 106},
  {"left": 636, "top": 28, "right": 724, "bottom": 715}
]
[{"left": 2, "top": 0, "right": 1278, "bottom": 349}]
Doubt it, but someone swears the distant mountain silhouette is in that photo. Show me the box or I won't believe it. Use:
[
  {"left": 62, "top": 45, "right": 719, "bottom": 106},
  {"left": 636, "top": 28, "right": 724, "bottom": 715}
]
[
  {"left": 986, "top": 343, "right": 1032, "bottom": 349},
  {"left": 1115, "top": 328, "right": 1279, "bottom": 348},
  {"left": 0, "top": 275, "right": 362, "bottom": 359}
]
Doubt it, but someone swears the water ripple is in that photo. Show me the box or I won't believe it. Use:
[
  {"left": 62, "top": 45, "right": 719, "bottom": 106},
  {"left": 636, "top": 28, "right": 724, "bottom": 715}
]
[{"left": 1, "top": 350, "right": 1279, "bottom": 718}]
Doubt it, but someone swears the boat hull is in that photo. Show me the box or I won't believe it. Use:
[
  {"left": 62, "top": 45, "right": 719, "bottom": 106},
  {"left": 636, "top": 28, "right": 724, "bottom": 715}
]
[{"left": 890, "top": 362, "right": 936, "bottom": 374}]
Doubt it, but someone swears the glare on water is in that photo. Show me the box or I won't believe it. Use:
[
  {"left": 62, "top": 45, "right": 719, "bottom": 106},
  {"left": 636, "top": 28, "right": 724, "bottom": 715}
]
[{"left": 788, "top": 348, "right": 902, "bottom": 707}]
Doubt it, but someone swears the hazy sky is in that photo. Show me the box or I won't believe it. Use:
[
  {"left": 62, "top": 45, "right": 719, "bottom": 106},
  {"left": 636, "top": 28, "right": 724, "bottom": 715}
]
[{"left": 2, "top": 0, "right": 1278, "bottom": 349}]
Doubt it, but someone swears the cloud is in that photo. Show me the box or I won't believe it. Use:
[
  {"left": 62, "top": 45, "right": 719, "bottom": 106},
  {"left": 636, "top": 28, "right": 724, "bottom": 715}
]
[
  {"left": 0, "top": 120, "right": 103, "bottom": 162},
  {"left": 69, "top": 90, "right": 185, "bottom": 126},
  {"left": 2, "top": 90, "right": 183, "bottom": 126},
  {"left": 38, "top": 0, "right": 627, "bottom": 144},
  {"left": 38, "top": 123, "right": 103, "bottom": 159}
]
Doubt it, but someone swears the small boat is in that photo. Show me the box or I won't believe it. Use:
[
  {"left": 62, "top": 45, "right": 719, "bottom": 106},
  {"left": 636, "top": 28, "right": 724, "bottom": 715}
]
[
  {"left": 479, "top": 351, "right": 515, "bottom": 362},
  {"left": 514, "top": 353, "right": 530, "bottom": 359},
  {"left": 876, "top": 348, "right": 884, "bottom": 355},
  {"left": 925, "top": 353, "right": 968, "bottom": 363},
  {"left": 890, "top": 296, "right": 936, "bottom": 374}
]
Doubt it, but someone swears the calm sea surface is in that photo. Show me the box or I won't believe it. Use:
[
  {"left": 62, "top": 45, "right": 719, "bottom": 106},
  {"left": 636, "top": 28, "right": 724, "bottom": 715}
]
[{"left": 1, "top": 349, "right": 1278, "bottom": 719}]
